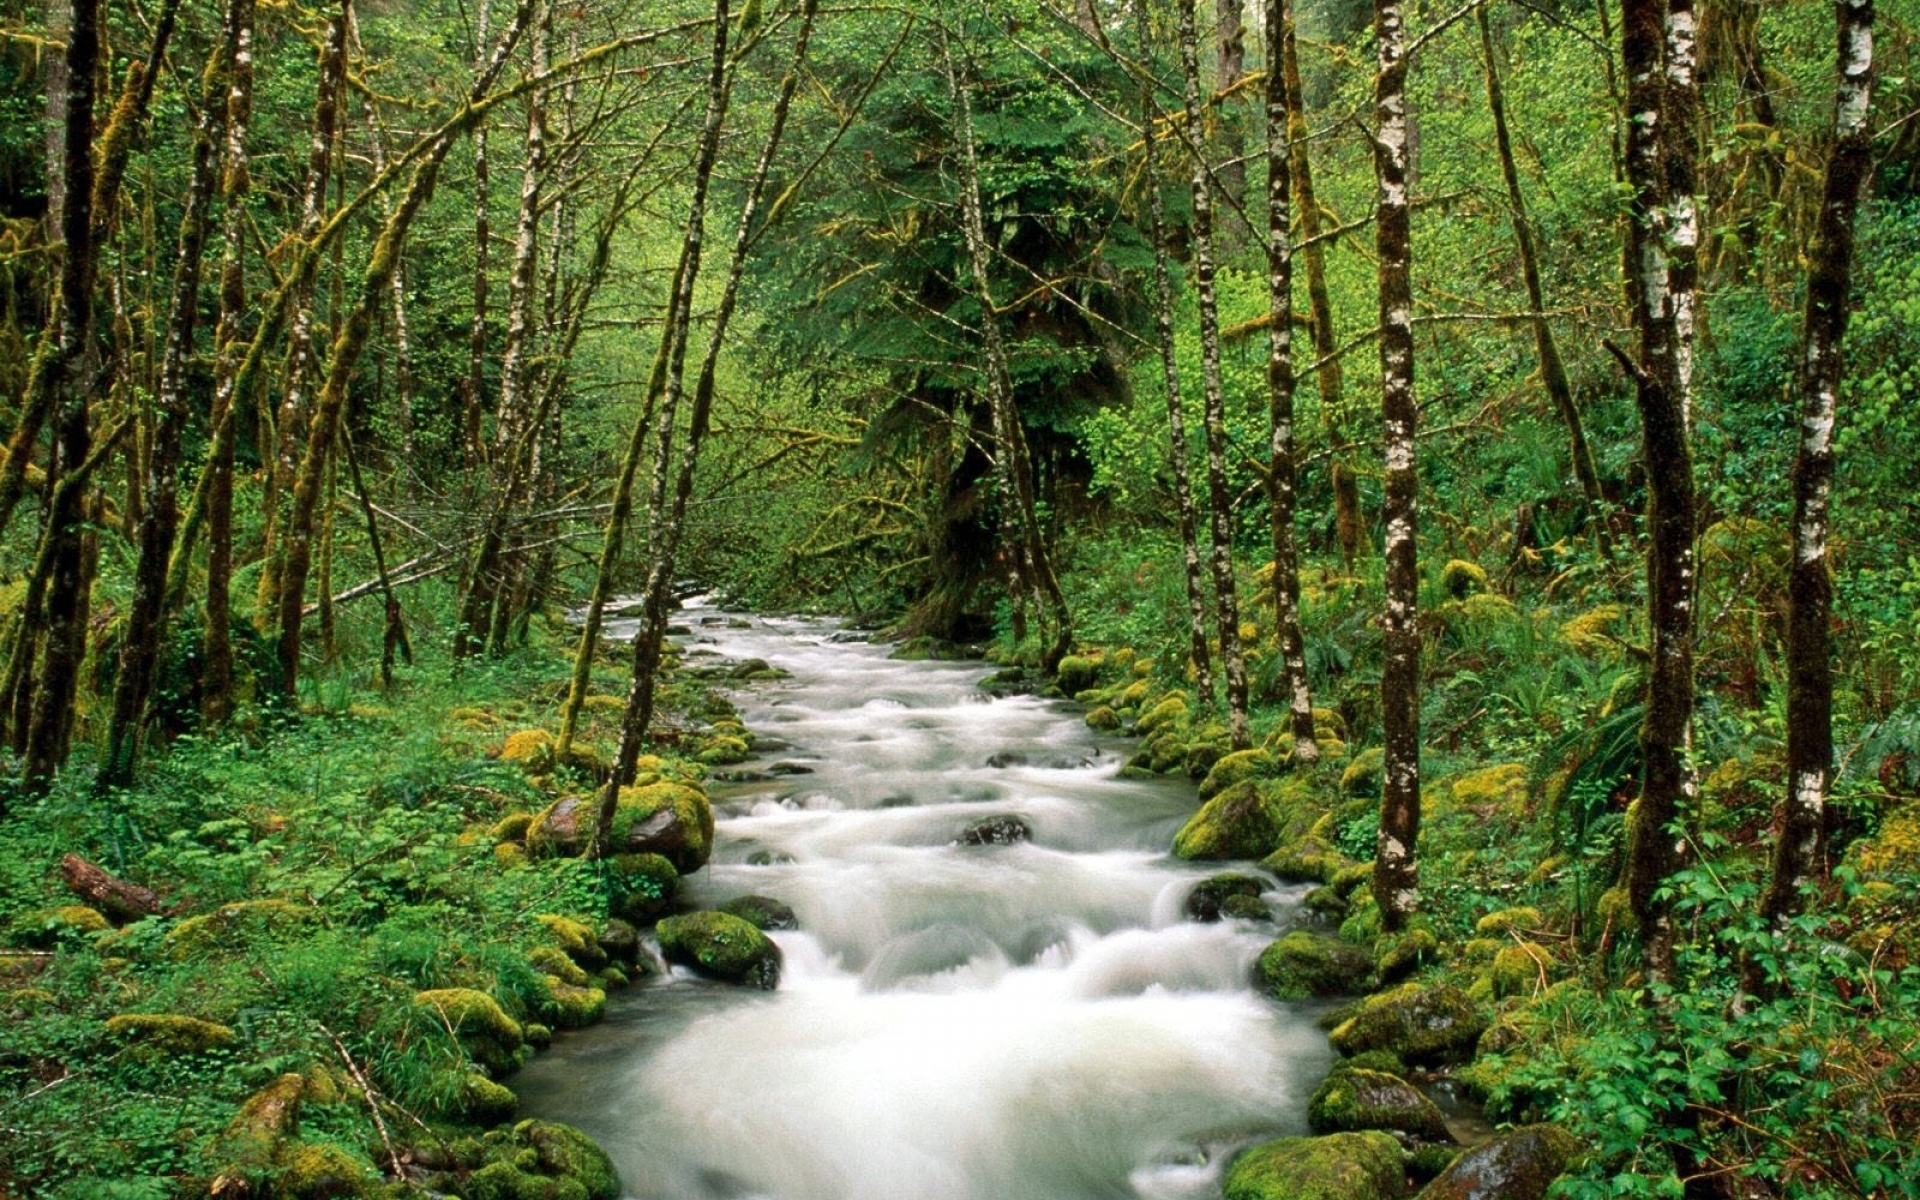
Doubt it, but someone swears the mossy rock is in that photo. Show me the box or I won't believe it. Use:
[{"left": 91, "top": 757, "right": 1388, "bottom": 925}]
[
  {"left": 1375, "top": 929, "right": 1440, "bottom": 984},
  {"left": 1055, "top": 654, "right": 1103, "bottom": 694},
  {"left": 1449, "top": 764, "right": 1529, "bottom": 818},
  {"left": 528, "top": 783, "right": 713, "bottom": 873},
  {"left": 1488, "top": 942, "right": 1554, "bottom": 999},
  {"left": 7, "top": 905, "right": 109, "bottom": 949},
  {"left": 1223, "top": 1131, "right": 1407, "bottom": 1200},
  {"left": 416, "top": 988, "right": 524, "bottom": 1074},
  {"left": 537, "top": 915, "right": 608, "bottom": 969},
  {"left": 1440, "top": 559, "right": 1490, "bottom": 599},
  {"left": 105, "top": 1012, "right": 237, "bottom": 1055},
  {"left": 1416, "top": 1124, "right": 1579, "bottom": 1200},
  {"left": 1308, "top": 1067, "right": 1450, "bottom": 1141},
  {"left": 1200, "top": 749, "right": 1279, "bottom": 800},
  {"left": 1185, "top": 873, "right": 1267, "bottom": 922},
  {"left": 1135, "top": 694, "right": 1190, "bottom": 736},
  {"left": 1174, "top": 778, "right": 1319, "bottom": 861},
  {"left": 1119, "top": 677, "right": 1152, "bottom": 707},
  {"left": 1329, "top": 983, "right": 1487, "bottom": 1066},
  {"left": 719, "top": 894, "right": 799, "bottom": 931},
  {"left": 1340, "top": 748, "right": 1386, "bottom": 797},
  {"left": 1084, "top": 705, "right": 1121, "bottom": 731},
  {"left": 1148, "top": 734, "right": 1192, "bottom": 775},
  {"left": 607, "top": 852, "right": 679, "bottom": 924},
  {"left": 656, "top": 911, "right": 781, "bottom": 990},
  {"left": 541, "top": 977, "right": 607, "bottom": 1030},
  {"left": 697, "top": 734, "right": 751, "bottom": 766},
  {"left": 1260, "top": 836, "right": 1350, "bottom": 885},
  {"left": 454, "top": 1071, "right": 519, "bottom": 1125},
  {"left": 273, "top": 1139, "right": 379, "bottom": 1199},
  {"left": 163, "top": 898, "right": 314, "bottom": 959},
  {"left": 466, "top": 1119, "right": 620, "bottom": 1200},
  {"left": 1303, "top": 886, "right": 1347, "bottom": 917},
  {"left": 528, "top": 946, "right": 589, "bottom": 987},
  {"left": 599, "top": 919, "right": 640, "bottom": 965},
  {"left": 501, "top": 729, "right": 557, "bottom": 773},
  {"left": 495, "top": 843, "right": 530, "bottom": 870},
  {"left": 1254, "top": 931, "right": 1375, "bottom": 999},
  {"left": 491, "top": 812, "right": 536, "bottom": 843},
  {"left": 1331, "top": 862, "right": 1374, "bottom": 899},
  {"left": 1474, "top": 906, "right": 1543, "bottom": 936}
]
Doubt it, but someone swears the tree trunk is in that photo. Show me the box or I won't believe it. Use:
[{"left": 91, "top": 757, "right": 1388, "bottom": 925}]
[
  {"left": 1282, "top": 19, "right": 1360, "bottom": 571},
  {"left": 467, "top": 0, "right": 495, "bottom": 467},
  {"left": 1178, "top": 0, "right": 1250, "bottom": 749},
  {"left": 21, "top": 0, "right": 100, "bottom": 789},
  {"left": 1141, "top": 57, "right": 1215, "bottom": 708},
  {"left": 1265, "top": 0, "right": 1318, "bottom": 763},
  {"left": 1759, "top": 0, "right": 1874, "bottom": 944},
  {"left": 1616, "top": 0, "right": 1700, "bottom": 989},
  {"left": 1477, "top": 6, "right": 1607, "bottom": 538},
  {"left": 1372, "top": 0, "right": 1421, "bottom": 932},
  {"left": 1214, "top": 0, "right": 1249, "bottom": 249}
]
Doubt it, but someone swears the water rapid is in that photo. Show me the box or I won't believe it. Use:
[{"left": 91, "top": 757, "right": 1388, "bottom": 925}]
[{"left": 514, "top": 603, "right": 1335, "bottom": 1200}]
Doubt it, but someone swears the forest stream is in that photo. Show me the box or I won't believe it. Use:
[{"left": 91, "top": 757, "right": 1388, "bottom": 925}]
[{"left": 514, "top": 600, "right": 1337, "bottom": 1200}]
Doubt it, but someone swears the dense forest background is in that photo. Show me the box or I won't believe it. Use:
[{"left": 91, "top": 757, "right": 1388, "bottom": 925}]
[{"left": 2, "top": 0, "right": 1918, "bottom": 1196}]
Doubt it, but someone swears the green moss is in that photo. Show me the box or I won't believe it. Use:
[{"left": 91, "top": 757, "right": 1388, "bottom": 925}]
[
  {"left": 608, "top": 852, "right": 679, "bottom": 923},
  {"left": 491, "top": 812, "right": 536, "bottom": 843},
  {"left": 495, "top": 843, "right": 530, "bottom": 870},
  {"left": 1374, "top": 928, "right": 1439, "bottom": 984},
  {"left": 1056, "top": 654, "right": 1103, "bottom": 694},
  {"left": 7, "top": 905, "right": 109, "bottom": 948},
  {"left": 1440, "top": 558, "right": 1490, "bottom": 598},
  {"left": 1135, "top": 694, "right": 1190, "bottom": 736},
  {"left": 1200, "top": 749, "right": 1278, "bottom": 800},
  {"left": 105, "top": 1012, "right": 236, "bottom": 1055},
  {"left": 1449, "top": 764, "right": 1529, "bottom": 817},
  {"left": 1260, "top": 836, "right": 1351, "bottom": 884},
  {"left": 697, "top": 734, "right": 751, "bottom": 765},
  {"left": 1185, "top": 873, "right": 1267, "bottom": 922},
  {"left": 1222, "top": 1131, "right": 1406, "bottom": 1200},
  {"left": 1339, "top": 748, "right": 1385, "bottom": 797},
  {"left": 1307, "top": 1067, "right": 1450, "bottom": 1141},
  {"left": 1330, "top": 862, "right": 1373, "bottom": 898},
  {"left": 541, "top": 978, "right": 607, "bottom": 1029},
  {"left": 417, "top": 988, "right": 524, "bottom": 1073},
  {"left": 528, "top": 946, "right": 589, "bottom": 987},
  {"left": 719, "top": 894, "right": 799, "bottom": 931},
  {"left": 655, "top": 911, "right": 782, "bottom": 989},
  {"left": 1253, "top": 932, "right": 1374, "bottom": 999},
  {"left": 274, "top": 1140, "right": 378, "bottom": 1199},
  {"left": 1174, "top": 777, "right": 1320, "bottom": 861},
  {"left": 536, "top": 914, "right": 607, "bottom": 968},
  {"left": 1328, "top": 982, "right": 1487, "bottom": 1065},
  {"left": 521, "top": 1120, "right": 620, "bottom": 1200},
  {"left": 1418, "top": 1124, "right": 1579, "bottom": 1200},
  {"left": 501, "top": 729, "right": 557, "bottom": 772},
  {"left": 608, "top": 781, "right": 715, "bottom": 872},
  {"left": 1475, "top": 906, "right": 1543, "bottom": 936},
  {"left": 1488, "top": 942, "right": 1554, "bottom": 999},
  {"left": 163, "top": 898, "right": 314, "bottom": 959},
  {"left": 1084, "top": 704, "right": 1121, "bottom": 731},
  {"left": 456, "top": 1072, "right": 519, "bottom": 1125}
]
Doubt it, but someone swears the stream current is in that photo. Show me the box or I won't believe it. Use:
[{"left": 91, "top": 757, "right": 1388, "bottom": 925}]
[{"left": 515, "top": 602, "right": 1335, "bottom": 1200}]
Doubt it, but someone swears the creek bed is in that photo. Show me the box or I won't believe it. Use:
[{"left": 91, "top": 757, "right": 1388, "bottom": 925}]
[{"left": 516, "top": 603, "right": 1336, "bottom": 1200}]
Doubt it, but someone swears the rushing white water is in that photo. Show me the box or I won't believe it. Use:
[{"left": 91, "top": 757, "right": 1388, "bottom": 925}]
[{"left": 515, "top": 604, "right": 1334, "bottom": 1200}]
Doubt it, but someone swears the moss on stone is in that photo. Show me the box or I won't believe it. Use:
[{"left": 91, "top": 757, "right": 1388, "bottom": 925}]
[
  {"left": 1330, "top": 862, "right": 1374, "bottom": 898},
  {"left": 273, "top": 1139, "right": 378, "bottom": 1199},
  {"left": 1489, "top": 941, "right": 1554, "bottom": 999},
  {"left": 7, "top": 905, "right": 109, "bottom": 948},
  {"left": 495, "top": 843, "right": 530, "bottom": 870},
  {"left": 1253, "top": 931, "right": 1374, "bottom": 999},
  {"left": 536, "top": 915, "right": 607, "bottom": 968},
  {"left": 1440, "top": 559, "right": 1490, "bottom": 598},
  {"left": 541, "top": 978, "right": 607, "bottom": 1029},
  {"left": 1200, "top": 749, "right": 1278, "bottom": 800},
  {"left": 528, "top": 946, "right": 589, "bottom": 987},
  {"left": 520, "top": 1120, "right": 620, "bottom": 1200},
  {"left": 1175, "top": 777, "right": 1321, "bottom": 862},
  {"left": 1340, "top": 747, "right": 1385, "bottom": 797},
  {"left": 1184, "top": 874, "right": 1266, "bottom": 922},
  {"left": 1221, "top": 1131, "right": 1406, "bottom": 1200},
  {"left": 719, "top": 894, "right": 799, "bottom": 931},
  {"left": 1135, "top": 694, "right": 1190, "bottom": 736},
  {"left": 457, "top": 1071, "right": 519, "bottom": 1125},
  {"left": 656, "top": 911, "right": 781, "bottom": 989},
  {"left": 1056, "top": 654, "right": 1103, "bottom": 694},
  {"left": 1473, "top": 906, "right": 1543, "bottom": 936},
  {"left": 696, "top": 734, "right": 751, "bottom": 765},
  {"left": 1260, "top": 836, "right": 1351, "bottom": 885},
  {"left": 1417, "top": 1124, "right": 1579, "bottom": 1200},
  {"left": 501, "top": 729, "right": 556, "bottom": 772},
  {"left": 163, "top": 898, "right": 314, "bottom": 959},
  {"left": 1328, "top": 982, "right": 1487, "bottom": 1065},
  {"left": 1307, "top": 1067, "right": 1450, "bottom": 1141},
  {"left": 105, "top": 1012, "right": 237, "bottom": 1055},
  {"left": 1084, "top": 704, "right": 1121, "bottom": 731},
  {"left": 1447, "top": 764, "right": 1530, "bottom": 819},
  {"left": 491, "top": 812, "right": 536, "bottom": 843},
  {"left": 417, "top": 987, "right": 524, "bottom": 1073},
  {"left": 607, "top": 852, "right": 678, "bottom": 924},
  {"left": 1374, "top": 928, "right": 1439, "bottom": 984}
]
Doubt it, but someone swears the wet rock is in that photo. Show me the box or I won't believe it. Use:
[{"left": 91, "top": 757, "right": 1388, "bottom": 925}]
[
  {"left": 1054, "top": 655, "right": 1103, "bottom": 694},
  {"left": 664, "top": 624, "right": 693, "bottom": 637},
  {"left": 1199, "top": 749, "right": 1278, "bottom": 801},
  {"left": 713, "top": 769, "right": 777, "bottom": 783},
  {"left": 529, "top": 783, "right": 714, "bottom": 873},
  {"left": 656, "top": 911, "right": 782, "bottom": 989},
  {"left": 599, "top": 918, "right": 641, "bottom": 965},
  {"left": 984, "top": 751, "right": 1030, "bottom": 768},
  {"left": 7, "top": 905, "right": 109, "bottom": 949},
  {"left": 1173, "top": 779, "right": 1312, "bottom": 861},
  {"left": 1308, "top": 1067, "right": 1451, "bottom": 1142},
  {"left": 607, "top": 852, "right": 679, "bottom": 924},
  {"left": 541, "top": 977, "right": 607, "bottom": 1029},
  {"left": 1223, "top": 1131, "right": 1407, "bottom": 1200},
  {"left": 745, "top": 848, "right": 798, "bottom": 865},
  {"left": 1330, "top": 983, "right": 1487, "bottom": 1066},
  {"left": 720, "top": 894, "right": 799, "bottom": 931},
  {"left": 1221, "top": 893, "right": 1272, "bottom": 921},
  {"left": 1084, "top": 705, "right": 1122, "bottom": 731},
  {"left": 1253, "top": 931, "right": 1374, "bottom": 998},
  {"left": 768, "top": 761, "right": 815, "bottom": 775},
  {"left": 1184, "top": 873, "right": 1267, "bottom": 923},
  {"left": 415, "top": 988, "right": 524, "bottom": 1075},
  {"left": 1260, "top": 836, "right": 1352, "bottom": 885},
  {"left": 957, "top": 815, "right": 1031, "bottom": 846},
  {"left": 980, "top": 668, "right": 1040, "bottom": 697},
  {"left": 1416, "top": 1124, "right": 1579, "bottom": 1200},
  {"left": 700, "top": 616, "right": 728, "bottom": 627}
]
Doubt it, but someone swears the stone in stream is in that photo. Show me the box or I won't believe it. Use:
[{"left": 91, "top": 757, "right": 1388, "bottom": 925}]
[
  {"left": 1415, "top": 1124, "right": 1579, "bottom": 1200},
  {"left": 1223, "top": 1131, "right": 1407, "bottom": 1200},
  {"left": 1184, "top": 873, "right": 1268, "bottom": 922},
  {"left": 528, "top": 784, "right": 714, "bottom": 874},
  {"left": 1253, "top": 931, "right": 1376, "bottom": 998},
  {"left": 719, "top": 894, "right": 799, "bottom": 932},
  {"left": 655, "top": 911, "right": 782, "bottom": 990},
  {"left": 1329, "top": 982, "right": 1488, "bottom": 1066},
  {"left": 956, "top": 814, "right": 1031, "bottom": 846},
  {"left": 1308, "top": 1066, "right": 1452, "bottom": 1142},
  {"left": 1173, "top": 778, "right": 1315, "bottom": 861}
]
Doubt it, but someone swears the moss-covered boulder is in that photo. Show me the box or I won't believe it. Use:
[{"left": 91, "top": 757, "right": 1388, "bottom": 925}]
[
  {"left": 1200, "top": 749, "right": 1279, "bottom": 801},
  {"left": 500, "top": 728, "right": 556, "bottom": 773},
  {"left": 1260, "top": 836, "right": 1351, "bottom": 885},
  {"left": 719, "top": 894, "right": 799, "bottom": 931},
  {"left": 1135, "top": 694, "right": 1190, "bottom": 736},
  {"left": 697, "top": 733, "right": 751, "bottom": 765},
  {"left": 1308, "top": 1067, "right": 1450, "bottom": 1142},
  {"left": 1084, "top": 704, "right": 1122, "bottom": 732},
  {"left": 1375, "top": 929, "right": 1440, "bottom": 984},
  {"left": 536, "top": 914, "right": 608, "bottom": 969},
  {"left": 454, "top": 1071, "right": 519, "bottom": 1125},
  {"left": 491, "top": 812, "right": 536, "bottom": 843},
  {"left": 1415, "top": 1124, "right": 1578, "bottom": 1200},
  {"left": 273, "top": 1140, "right": 378, "bottom": 1199},
  {"left": 1254, "top": 931, "right": 1375, "bottom": 999},
  {"left": 1174, "top": 779, "right": 1317, "bottom": 861},
  {"left": 1488, "top": 941, "right": 1555, "bottom": 999},
  {"left": 528, "top": 782, "right": 714, "bottom": 872},
  {"left": 1223, "top": 1131, "right": 1407, "bottom": 1200},
  {"left": 656, "top": 911, "right": 781, "bottom": 989},
  {"left": 163, "top": 898, "right": 314, "bottom": 959},
  {"left": 1056, "top": 654, "right": 1103, "bottom": 695},
  {"left": 7, "top": 905, "right": 110, "bottom": 949},
  {"left": 1330, "top": 983, "right": 1487, "bottom": 1066},
  {"left": 1184, "top": 873, "right": 1267, "bottom": 922},
  {"left": 541, "top": 977, "right": 607, "bottom": 1030},
  {"left": 528, "top": 946, "right": 589, "bottom": 987},
  {"left": 1440, "top": 559, "right": 1490, "bottom": 599},
  {"left": 1340, "top": 747, "right": 1386, "bottom": 797},
  {"left": 105, "top": 1012, "right": 237, "bottom": 1055},
  {"left": 465, "top": 1120, "right": 620, "bottom": 1200},
  {"left": 1473, "top": 906, "right": 1543, "bottom": 936},
  {"left": 416, "top": 988, "right": 524, "bottom": 1074},
  {"left": 607, "top": 852, "right": 679, "bottom": 924},
  {"left": 1449, "top": 764, "right": 1529, "bottom": 818}
]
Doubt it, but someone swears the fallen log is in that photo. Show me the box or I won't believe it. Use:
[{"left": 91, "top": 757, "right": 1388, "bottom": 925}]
[{"left": 60, "top": 854, "right": 166, "bottom": 924}]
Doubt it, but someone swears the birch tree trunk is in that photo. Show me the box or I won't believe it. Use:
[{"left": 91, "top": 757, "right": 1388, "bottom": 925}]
[
  {"left": 1265, "top": 0, "right": 1317, "bottom": 763},
  {"left": 1178, "top": 0, "right": 1250, "bottom": 750},
  {"left": 1141, "top": 63, "right": 1215, "bottom": 708},
  {"left": 1760, "top": 0, "right": 1874, "bottom": 940},
  {"left": 467, "top": 0, "right": 495, "bottom": 466},
  {"left": 1372, "top": 0, "right": 1421, "bottom": 932}
]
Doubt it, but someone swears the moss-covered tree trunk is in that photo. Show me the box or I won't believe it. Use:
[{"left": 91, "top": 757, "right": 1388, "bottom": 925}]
[
  {"left": 1760, "top": 0, "right": 1874, "bottom": 942},
  {"left": 1178, "top": 0, "right": 1249, "bottom": 750},
  {"left": 1372, "top": 0, "right": 1420, "bottom": 932},
  {"left": 466, "top": 0, "right": 495, "bottom": 467},
  {"left": 1265, "top": 0, "right": 1318, "bottom": 764}
]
